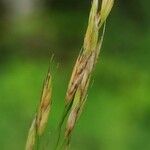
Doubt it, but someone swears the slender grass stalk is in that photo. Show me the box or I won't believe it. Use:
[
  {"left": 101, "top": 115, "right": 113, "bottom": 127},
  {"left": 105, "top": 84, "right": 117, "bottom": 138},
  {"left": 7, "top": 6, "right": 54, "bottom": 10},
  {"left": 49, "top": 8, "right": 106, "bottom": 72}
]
[{"left": 25, "top": 67, "right": 52, "bottom": 150}]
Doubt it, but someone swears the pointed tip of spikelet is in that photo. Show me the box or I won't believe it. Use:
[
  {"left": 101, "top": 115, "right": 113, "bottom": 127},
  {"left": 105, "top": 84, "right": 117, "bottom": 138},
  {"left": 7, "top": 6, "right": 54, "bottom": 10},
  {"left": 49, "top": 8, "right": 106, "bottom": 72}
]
[
  {"left": 100, "top": 0, "right": 114, "bottom": 26},
  {"left": 25, "top": 119, "right": 36, "bottom": 150},
  {"left": 84, "top": 0, "right": 114, "bottom": 53}
]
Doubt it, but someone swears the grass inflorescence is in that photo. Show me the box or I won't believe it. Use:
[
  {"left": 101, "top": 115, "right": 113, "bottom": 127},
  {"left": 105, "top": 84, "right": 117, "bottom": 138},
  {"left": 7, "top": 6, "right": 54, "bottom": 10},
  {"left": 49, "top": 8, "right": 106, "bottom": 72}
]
[{"left": 25, "top": 0, "right": 114, "bottom": 150}]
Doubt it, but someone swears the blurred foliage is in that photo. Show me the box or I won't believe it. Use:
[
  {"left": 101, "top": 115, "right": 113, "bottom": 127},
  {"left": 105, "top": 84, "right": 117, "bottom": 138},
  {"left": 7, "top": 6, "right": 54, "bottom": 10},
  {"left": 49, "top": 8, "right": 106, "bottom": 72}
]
[{"left": 0, "top": 0, "right": 150, "bottom": 150}]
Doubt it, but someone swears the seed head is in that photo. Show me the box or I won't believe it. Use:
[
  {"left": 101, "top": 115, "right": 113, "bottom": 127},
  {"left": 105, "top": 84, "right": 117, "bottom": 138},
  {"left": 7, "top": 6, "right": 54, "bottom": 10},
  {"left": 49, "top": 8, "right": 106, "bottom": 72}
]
[
  {"left": 64, "top": 0, "right": 114, "bottom": 147},
  {"left": 36, "top": 72, "right": 52, "bottom": 135},
  {"left": 26, "top": 70, "right": 52, "bottom": 150}
]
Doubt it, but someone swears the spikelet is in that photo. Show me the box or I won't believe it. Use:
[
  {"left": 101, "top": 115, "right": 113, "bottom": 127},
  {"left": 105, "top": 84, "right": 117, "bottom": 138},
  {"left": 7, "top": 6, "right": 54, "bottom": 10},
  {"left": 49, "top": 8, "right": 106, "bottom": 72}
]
[
  {"left": 26, "top": 69, "right": 52, "bottom": 150},
  {"left": 36, "top": 71, "right": 52, "bottom": 135},
  {"left": 64, "top": 0, "right": 114, "bottom": 147},
  {"left": 25, "top": 119, "right": 36, "bottom": 150},
  {"left": 100, "top": 0, "right": 114, "bottom": 27}
]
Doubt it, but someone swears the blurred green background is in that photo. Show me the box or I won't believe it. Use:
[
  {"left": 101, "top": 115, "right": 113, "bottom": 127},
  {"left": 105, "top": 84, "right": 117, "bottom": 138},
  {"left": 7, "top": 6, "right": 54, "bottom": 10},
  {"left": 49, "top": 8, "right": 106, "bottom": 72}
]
[{"left": 0, "top": 0, "right": 150, "bottom": 149}]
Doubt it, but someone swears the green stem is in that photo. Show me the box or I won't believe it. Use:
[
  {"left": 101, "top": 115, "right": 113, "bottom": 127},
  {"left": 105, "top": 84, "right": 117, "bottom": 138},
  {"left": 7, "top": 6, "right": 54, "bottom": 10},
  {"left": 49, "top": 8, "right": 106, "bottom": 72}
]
[{"left": 54, "top": 102, "right": 73, "bottom": 150}]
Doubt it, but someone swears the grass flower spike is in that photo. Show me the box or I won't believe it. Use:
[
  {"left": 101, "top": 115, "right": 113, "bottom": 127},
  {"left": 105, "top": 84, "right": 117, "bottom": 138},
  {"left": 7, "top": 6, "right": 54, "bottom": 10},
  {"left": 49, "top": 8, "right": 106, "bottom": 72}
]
[
  {"left": 36, "top": 71, "right": 52, "bottom": 135},
  {"left": 26, "top": 69, "right": 52, "bottom": 150},
  {"left": 63, "top": 0, "right": 114, "bottom": 147}
]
